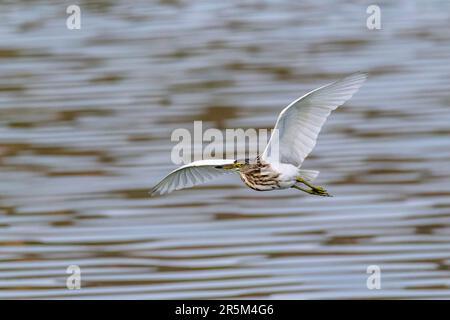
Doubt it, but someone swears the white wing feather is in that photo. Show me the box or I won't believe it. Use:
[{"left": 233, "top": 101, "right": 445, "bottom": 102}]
[
  {"left": 150, "top": 159, "right": 236, "bottom": 196},
  {"left": 262, "top": 72, "right": 367, "bottom": 167}
]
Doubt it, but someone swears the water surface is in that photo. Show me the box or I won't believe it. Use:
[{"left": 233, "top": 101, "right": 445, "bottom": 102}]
[{"left": 0, "top": 0, "right": 450, "bottom": 299}]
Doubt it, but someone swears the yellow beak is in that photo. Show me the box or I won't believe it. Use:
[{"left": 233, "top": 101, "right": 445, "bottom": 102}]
[{"left": 219, "top": 163, "right": 242, "bottom": 170}]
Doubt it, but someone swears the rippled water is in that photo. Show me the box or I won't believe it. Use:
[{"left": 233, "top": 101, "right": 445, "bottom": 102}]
[{"left": 1, "top": 1, "right": 450, "bottom": 299}]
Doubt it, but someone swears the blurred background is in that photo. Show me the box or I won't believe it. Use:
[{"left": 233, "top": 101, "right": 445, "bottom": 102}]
[{"left": 0, "top": 0, "right": 450, "bottom": 299}]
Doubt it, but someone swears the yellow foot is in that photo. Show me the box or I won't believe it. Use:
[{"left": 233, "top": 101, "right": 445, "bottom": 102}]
[
  {"left": 311, "top": 186, "right": 332, "bottom": 197},
  {"left": 292, "top": 185, "right": 332, "bottom": 197}
]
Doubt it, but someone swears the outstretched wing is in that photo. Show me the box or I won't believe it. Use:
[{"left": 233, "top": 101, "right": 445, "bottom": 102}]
[
  {"left": 150, "top": 159, "right": 236, "bottom": 196},
  {"left": 262, "top": 72, "right": 367, "bottom": 167}
]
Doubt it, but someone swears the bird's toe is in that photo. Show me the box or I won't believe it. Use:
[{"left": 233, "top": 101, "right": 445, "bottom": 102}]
[{"left": 312, "top": 186, "right": 332, "bottom": 197}]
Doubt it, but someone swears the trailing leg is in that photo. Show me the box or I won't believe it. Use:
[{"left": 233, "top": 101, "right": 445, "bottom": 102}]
[
  {"left": 292, "top": 184, "right": 332, "bottom": 197},
  {"left": 293, "top": 180, "right": 332, "bottom": 197}
]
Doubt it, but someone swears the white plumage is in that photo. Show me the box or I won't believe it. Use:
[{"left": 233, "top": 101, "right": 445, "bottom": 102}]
[
  {"left": 150, "top": 159, "right": 235, "bottom": 195},
  {"left": 262, "top": 72, "right": 367, "bottom": 166},
  {"left": 150, "top": 72, "right": 367, "bottom": 196}
]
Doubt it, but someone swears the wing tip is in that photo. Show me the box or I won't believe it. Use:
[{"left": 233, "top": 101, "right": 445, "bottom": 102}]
[
  {"left": 149, "top": 186, "right": 165, "bottom": 197},
  {"left": 333, "top": 71, "right": 367, "bottom": 94},
  {"left": 346, "top": 71, "right": 368, "bottom": 83}
]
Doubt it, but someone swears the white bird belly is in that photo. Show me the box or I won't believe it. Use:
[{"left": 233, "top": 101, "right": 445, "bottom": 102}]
[{"left": 267, "top": 162, "right": 299, "bottom": 189}]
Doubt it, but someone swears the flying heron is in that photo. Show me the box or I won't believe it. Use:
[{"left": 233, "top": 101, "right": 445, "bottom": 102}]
[{"left": 150, "top": 72, "right": 367, "bottom": 197}]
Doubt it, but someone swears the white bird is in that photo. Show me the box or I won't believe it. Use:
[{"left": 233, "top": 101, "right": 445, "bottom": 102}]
[{"left": 150, "top": 72, "right": 367, "bottom": 196}]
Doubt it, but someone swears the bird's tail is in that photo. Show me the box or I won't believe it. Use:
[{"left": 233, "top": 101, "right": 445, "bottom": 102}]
[{"left": 298, "top": 169, "right": 320, "bottom": 182}]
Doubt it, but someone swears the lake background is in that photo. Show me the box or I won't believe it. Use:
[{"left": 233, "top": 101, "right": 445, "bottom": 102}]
[{"left": 0, "top": 0, "right": 450, "bottom": 299}]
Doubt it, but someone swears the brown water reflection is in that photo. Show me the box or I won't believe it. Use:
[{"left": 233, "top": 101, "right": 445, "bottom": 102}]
[{"left": 0, "top": 1, "right": 450, "bottom": 299}]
